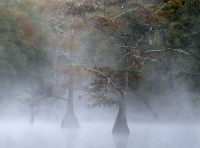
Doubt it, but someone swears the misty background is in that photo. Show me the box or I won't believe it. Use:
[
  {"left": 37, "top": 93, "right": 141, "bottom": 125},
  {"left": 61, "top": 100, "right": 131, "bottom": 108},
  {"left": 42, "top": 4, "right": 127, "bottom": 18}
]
[{"left": 1, "top": 0, "right": 200, "bottom": 147}]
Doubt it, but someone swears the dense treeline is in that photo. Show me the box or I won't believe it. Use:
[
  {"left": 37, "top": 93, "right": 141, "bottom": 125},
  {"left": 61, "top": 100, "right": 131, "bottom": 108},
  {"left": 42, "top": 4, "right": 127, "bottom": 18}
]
[{"left": 0, "top": 0, "right": 52, "bottom": 119}]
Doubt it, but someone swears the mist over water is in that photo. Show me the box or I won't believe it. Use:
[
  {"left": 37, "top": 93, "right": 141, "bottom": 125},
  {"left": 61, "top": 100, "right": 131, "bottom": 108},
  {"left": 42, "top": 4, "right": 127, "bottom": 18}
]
[
  {"left": 0, "top": 92, "right": 200, "bottom": 148},
  {"left": 0, "top": 120, "right": 200, "bottom": 148}
]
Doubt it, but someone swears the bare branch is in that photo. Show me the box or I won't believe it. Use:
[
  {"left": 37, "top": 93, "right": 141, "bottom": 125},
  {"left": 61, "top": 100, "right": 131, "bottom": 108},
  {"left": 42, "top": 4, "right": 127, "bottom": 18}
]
[
  {"left": 111, "top": 7, "right": 138, "bottom": 20},
  {"left": 135, "top": 23, "right": 152, "bottom": 47},
  {"left": 154, "top": 1, "right": 171, "bottom": 14},
  {"left": 68, "top": 57, "right": 126, "bottom": 94},
  {"left": 81, "top": 15, "right": 122, "bottom": 39},
  {"left": 51, "top": 95, "right": 68, "bottom": 106},
  {"left": 144, "top": 48, "right": 189, "bottom": 55}
]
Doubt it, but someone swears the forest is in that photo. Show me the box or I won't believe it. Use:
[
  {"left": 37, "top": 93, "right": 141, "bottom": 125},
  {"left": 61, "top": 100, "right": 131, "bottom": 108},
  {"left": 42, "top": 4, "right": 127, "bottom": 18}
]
[{"left": 1, "top": 0, "right": 200, "bottom": 147}]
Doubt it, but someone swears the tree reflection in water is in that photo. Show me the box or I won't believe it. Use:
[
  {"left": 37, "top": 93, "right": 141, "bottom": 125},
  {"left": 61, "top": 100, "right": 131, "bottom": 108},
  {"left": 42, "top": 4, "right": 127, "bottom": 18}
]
[
  {"left": 61, "top": 129, "right": 80, "bottom": 148},
  {"left": 112, "top": 133, "right": 130, "bottom": 148}
]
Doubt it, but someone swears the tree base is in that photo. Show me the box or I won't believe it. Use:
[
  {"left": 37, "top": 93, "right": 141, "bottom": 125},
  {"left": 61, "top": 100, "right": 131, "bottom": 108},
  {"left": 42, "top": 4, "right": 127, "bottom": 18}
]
[
  {"left": 112, "top": 132, "right": 130, "bottom": 148},
  {"left": 30, "top": 120, "right": 34, "bottom": 124},
  {"left": 112, "top": 107, "right": 130, "bottom": 134},
  {"left": 61, "top": 111, "right": 81, "bottom": 128},
  {"left": 112, "top": 119, "right": 130, "bottom": 134},
  {"left": 30, "top": 114, "right": 34, "bottom": 124}
]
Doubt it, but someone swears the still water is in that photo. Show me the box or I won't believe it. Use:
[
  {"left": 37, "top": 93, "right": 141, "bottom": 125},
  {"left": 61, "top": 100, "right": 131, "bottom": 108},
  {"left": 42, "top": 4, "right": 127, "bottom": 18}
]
[{"left": 0, "top": 121, "right": 200, "bottom": 148}]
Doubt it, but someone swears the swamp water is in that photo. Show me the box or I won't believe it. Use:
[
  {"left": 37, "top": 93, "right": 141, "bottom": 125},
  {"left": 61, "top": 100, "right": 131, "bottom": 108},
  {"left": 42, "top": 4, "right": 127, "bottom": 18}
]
[{"left": 0, "top": 121, "right": 200, "bottom": 148}]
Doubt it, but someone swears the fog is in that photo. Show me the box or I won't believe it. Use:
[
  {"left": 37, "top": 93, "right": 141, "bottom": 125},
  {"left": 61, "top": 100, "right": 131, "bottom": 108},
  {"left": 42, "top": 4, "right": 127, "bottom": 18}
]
[
  {"left": 1, "top": 95, "right": 200, "bottom": 148},
  {"left": 1, "top": 74, "right": 199, "bottom": 148},
  {"left": 1, "top": 0, "right": 200, "bottom": 147},
  {"left": 0, "top": 120, "right": 200, "bottom": 148}
]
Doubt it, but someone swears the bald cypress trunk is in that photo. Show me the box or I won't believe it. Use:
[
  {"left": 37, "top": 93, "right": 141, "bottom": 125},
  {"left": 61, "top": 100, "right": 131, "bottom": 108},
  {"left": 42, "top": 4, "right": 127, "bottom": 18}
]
[
  {"left": 161, "top": 29, "right": 175, "bottom": 95},
  {"left": 112, "top": 132, "right": 129, "bottom": 148},
  {"left": 112, "top": 92, "right": 130, "bottom": 134},
  {"left": 30, "top": 107, "right": 34, "bottom": 124},
  {"left": 161, "top": 29, "right": 177, "bottom": 119},
  {"left": 61, "top": 74, "right": 80, "bottom": 128},
  {"left": 138, "top": 93, "right": 159, "bottom": 120},
  {"left": 61, "top": 39, "right": 80, "bottom": 128},
  {"left": 112, "top": 49, "right": 130, "bottom": 134}
]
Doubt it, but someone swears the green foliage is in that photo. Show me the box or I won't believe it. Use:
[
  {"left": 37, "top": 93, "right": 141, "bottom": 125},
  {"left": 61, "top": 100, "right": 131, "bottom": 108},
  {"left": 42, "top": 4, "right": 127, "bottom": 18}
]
[
  {"left": 162, "top": 0, "right": 200, "bottom": 91},
  {"left": 160, "top": 0, "right": 200, "bottom": 49}
]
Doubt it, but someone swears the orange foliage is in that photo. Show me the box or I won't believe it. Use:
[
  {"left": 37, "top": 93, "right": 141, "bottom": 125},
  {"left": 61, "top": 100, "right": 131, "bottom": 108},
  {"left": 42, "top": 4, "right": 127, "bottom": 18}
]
[
  {"left": 129, "top": 74, "right": 143, "bottom": 82},
  {"left": 37, "top": 5, "right": 46, "bottom": 14},
  {"left": 92, "top": 16, "right": 111, "bottom": 28},
  {"left": 170, "top": 0, "right": 183, "bottom": 6},
  {"left": 46, "top": 85, "right": 53, "bottom": 95},
  {"left": 23, "top": 23, "right": 35, "bottom": 37},
  {"left": 113, "top": 20, "right": 123, "bottom": 27},
  {"left": 15, "top": 13, "right": 28, "bottom": 24},
  {"left": 48, "top": 1, "right": 64, "bottom": 11},
  {"left": 58, "top": 67, "right": 70, "bottom": 74},
  {"left": 129, "top": 58, "right": 141, "bottom": 68},
  {"left": 70, "top": 18, "right": 87, "bottom": 30},
  {"left": 79, "top": 70, "right": 91, "bottom": 78},
  {"left": 36, "top": 0, "right": 64, "bottom": 13},
  {"left": 129, "top": 58, "right": 135, "bottom": 65}
]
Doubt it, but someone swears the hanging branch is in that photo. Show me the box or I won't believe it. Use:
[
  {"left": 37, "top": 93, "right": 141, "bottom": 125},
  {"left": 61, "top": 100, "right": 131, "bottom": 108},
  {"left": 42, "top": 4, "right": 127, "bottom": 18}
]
[
  {"left": 144, "top": 48, "right": 189, "bottom": 55},
  {"left": 154, "top": 0, "right": 172, "bottom": 14}
]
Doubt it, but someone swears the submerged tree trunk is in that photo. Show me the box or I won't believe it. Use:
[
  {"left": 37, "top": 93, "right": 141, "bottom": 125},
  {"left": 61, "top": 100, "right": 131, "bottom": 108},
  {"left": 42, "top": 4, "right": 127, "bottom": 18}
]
[
  {"left": 61, "top": 32, "right": 80, "bottom": 128},
  {"left": 145, "top": 101, "right": 159, "bottom": 120},
  {"left": 61, "top": 74, "right": 80, "bottom": 128},
  {"left": 112, "top": 49, "right": 130, "bottom": 134},
  {"left": 112, "top": 92, "right": 130, "bottom": 134},
  {"left": 161, "top": 29, "right": 175, "bottom": 92},
  {"left": 136, "top": 93, "right": 159, "bottom": 120},
  {"left": 161, "top": 29, "right": 177, "bottom": 119},
  {"left": 30, "top": 107, "right": 34, "bottom": 124},
  {"left": 112, "top": 132, "right": 129, "bottom": 148}
]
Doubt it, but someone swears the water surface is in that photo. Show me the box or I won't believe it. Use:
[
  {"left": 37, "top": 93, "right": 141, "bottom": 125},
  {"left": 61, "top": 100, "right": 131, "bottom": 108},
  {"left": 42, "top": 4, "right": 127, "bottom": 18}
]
[{"left": 0, "top": 121, "right": 199, "bottom": 148}]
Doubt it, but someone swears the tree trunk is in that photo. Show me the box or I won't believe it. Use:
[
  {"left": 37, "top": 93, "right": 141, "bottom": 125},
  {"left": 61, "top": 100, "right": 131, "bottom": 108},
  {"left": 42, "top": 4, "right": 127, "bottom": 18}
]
[
  {"left": 161, "top": 29, "right": 175, "bottom": 95},
  {"left": 112, "top": 49, "right": 130, "bottom": 134},
  {"left": 30, "top": 107, "right": 34, "bottom": 124},
  {"left": 112, "top": 132, "right": 129, "bottom": 148},
  {"left": 112, "top": 92, "right": 130, "bottom": 134},
  {"left": 137, "top": 93, "right": 159, "bottom": 120},
  {"left": 61, "top": 30, "right": 80, "bottom": 128},
  {"left": 61, "top": 74, "right": 80, "bottom": 128},
  {"left": 161, "top": 29, "right": 177, "bottom": 119}
]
